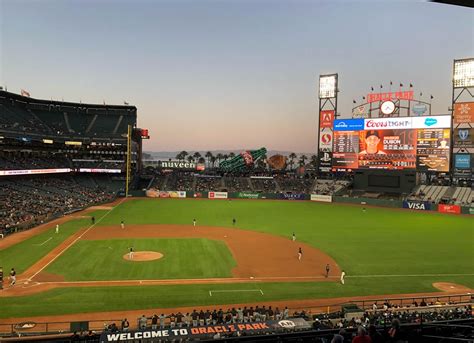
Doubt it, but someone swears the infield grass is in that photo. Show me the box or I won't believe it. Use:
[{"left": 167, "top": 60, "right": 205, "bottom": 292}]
[{"left": 45, "top": 238, "right": 236, "bottom": 280}]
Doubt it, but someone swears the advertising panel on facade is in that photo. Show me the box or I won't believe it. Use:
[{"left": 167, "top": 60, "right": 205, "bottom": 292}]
[
  {"left": 454, "top": 128, "right": 474, "bottom": 148},
  {"left": 454, "top": 102, "right": 473, "bottom": 124}
]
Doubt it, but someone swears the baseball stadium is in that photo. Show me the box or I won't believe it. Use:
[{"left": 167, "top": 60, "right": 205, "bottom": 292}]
[{"left": 1, "top": 2, "right": 474, "bottom": 343}]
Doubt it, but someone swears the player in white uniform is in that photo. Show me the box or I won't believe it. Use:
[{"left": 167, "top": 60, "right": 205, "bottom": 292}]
[
  {"left": 55, "top": 224, "right": 59, "bottom": 234},
  {"left": 340, "top": 270, "right": 346, "bottom": 285}
]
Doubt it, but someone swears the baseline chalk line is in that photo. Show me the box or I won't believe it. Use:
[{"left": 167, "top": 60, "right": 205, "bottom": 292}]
[
  {"left": 33, "top": 237, "right": 52, "bottom": 246},
  {"left": 209, "top": 289, "right": 264, "bottom": 297}
]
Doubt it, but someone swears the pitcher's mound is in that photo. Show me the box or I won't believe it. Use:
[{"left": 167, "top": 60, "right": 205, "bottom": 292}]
[
  {"left": 433, "top": 282, "right": 472, "bottom": 292},
  {"left": 123, "top": 251, "right": 164, "bottom": 261}
]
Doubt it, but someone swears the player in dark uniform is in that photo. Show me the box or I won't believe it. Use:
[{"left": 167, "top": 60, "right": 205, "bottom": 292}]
[
  {"left": 232, "top": 218, "right": 236, "bottom": 226},
  {"left": 10, "top": 268, "right": 16, "bottom": 286},
  {"left": 0, "top": 267, "right": 3, "bottom": 290},
  {"left": 91, "top": 216, "right": 95, "bottom": 225},
  {"left": 325, "top": 264, "right": 330, "bottom": 278}
]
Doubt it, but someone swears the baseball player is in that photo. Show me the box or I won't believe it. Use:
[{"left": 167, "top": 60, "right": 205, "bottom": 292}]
[
  {"left": 10, "top": 268, "right": 16, "bottom": 286},
  {"left": 232, "top": 218, "right": 236, "bottom": 226},
  {"left": 340, "top": 270, "right": 346, "bottom": 285},
  {"left": 325, "top": 264, "right": 330, "bottom": 278},
  {"left": 55, "top": 224, "right": 59, "bottom": 234},
  {"left": 129, "top": 247, "right": 134, "bottom": 260},
  {"left": 91, "top": 216, "right": 95, "bottom": 225},
  {"left": 0, "top": 267, "right": 3, "bottom": 290},
  {"left": 292, "top": 233, "right": 296, "bottom": 242},
  {"left": 193, "top": 219, "right": 196, "bottom": 227},
  {"left": 298, "top": 247, "right": 303, "bottom": 261},
  {"left": 121, "top": 220, "right": 125, "bottom": 229}
]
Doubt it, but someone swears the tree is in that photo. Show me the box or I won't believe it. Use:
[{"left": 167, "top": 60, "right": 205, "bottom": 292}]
[
  {"left": 177, "top": 151, "right": 188, "bottom": 161},
  {"left": 288, "top": 153, "right": 297, "bottom": 170},
  {"left": 210, "top": 156, "right": 217, "bottom": 168},
  {"left": 298, "top": 154, "right": 308, "bottom": 166},
  {"left": 229, "top": 152, "right": 235, "bottom": 159},
  {"left": 205, "top": 151, "right": 213, "bottom": 166},
  {"left": 193, "top": 152, "right": 201, "bottom": 161},
  {"left": 216, "top": 153, "right": 223, "bottom": 163},
  {"left": 310, "top": 154, "right": 318, "bottom": 168},
  {"left": 198, "top": 157, "right": 206, "bottom": 164},
  {"left": 187, "top": 155, "right": 194, "bottom": 163},
  {"left": 223, "top": 154, "right": 229, "bottom": 161}
]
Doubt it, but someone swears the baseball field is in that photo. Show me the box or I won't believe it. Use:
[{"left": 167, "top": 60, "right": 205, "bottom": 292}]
[{"left": 0, "top": 198, "right": 473, "bottom": 321}]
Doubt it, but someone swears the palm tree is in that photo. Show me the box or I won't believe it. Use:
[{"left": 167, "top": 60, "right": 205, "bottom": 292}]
[
  {"left": 187, "top": 155, "right": 194, "bottom": 163},
  {"left": 229, "top": 152, "right": 235, "bottom": 159},
  {"left": 193, "top": 152, "right": 201, "bottom": 162},
  {"left": 288, "top": 153, "right": 297, "bottom": 170},
  {"left": 223, "top": 154, "right": 229, "bottom": 161},
  {"left": 198, "top": 157, "right": 206, "bottom": 164},
  {"left": 205, "top": 151, "right": 213, "bottom": 166},
  {"left": 298, "top": 154, "right": 308, "bottom": 166},
  {"left": 210, "top": 156, "right": 217, "bottom": 168},
  {"left": 310, "top": 154, "right": 318, "bottom": 168},
  {"left": 177, "top": 151, "right": 188, "bottom": 161},
  {"left": 216, "top": 153, "right": 223, "bottom": 164}
]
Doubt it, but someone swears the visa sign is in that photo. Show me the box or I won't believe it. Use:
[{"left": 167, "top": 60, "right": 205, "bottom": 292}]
[{"left": 403, "top": 201, "right": 431, "bottom": 211}]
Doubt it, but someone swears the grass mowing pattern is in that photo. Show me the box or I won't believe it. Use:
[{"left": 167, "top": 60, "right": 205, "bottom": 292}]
[
  {"left": 45, "top": 238, "right": 236, "bottom": 281},
  {"left": 102, "top": 199, "right": 474, "bottom": 276},
  {"left": 0, "top": 211, "right": 107, "bottom": 274},
  {"left": 2, "top": 275, "right": 473, "bottom": 318}
]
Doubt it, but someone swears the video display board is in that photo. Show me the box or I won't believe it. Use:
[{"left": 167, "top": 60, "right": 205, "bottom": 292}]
[{"left": 332, "top": 115, "right": 451, "bottom": 172}]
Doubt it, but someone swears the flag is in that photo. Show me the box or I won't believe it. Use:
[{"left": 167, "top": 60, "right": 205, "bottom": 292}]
[
  {"left": 430, "top": 95, "right": 434, "bottom": 99},
  {"left": 21, "top": 89, "right": 31, "bottom": 97},
  {"left": 371, "top": 87, "right": 374, "bottom": 91},
  {"left": 400, "top": 83, "right": 403, "bottom": 87},
  {"left": 353, "top": 100, "right": 356, "bottom": 104},
  {"left": 390, "top": 81, "right": 393, "bottom": 85},
  {"left": 124, "top": 101, "right": 129, "bottom": 105},
  {"left": 409, "top": 83, "right": 413, "bottom": 88}
]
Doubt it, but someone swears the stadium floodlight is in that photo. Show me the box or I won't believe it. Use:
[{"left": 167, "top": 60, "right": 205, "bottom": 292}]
[
  {"left": 319, "top": 74, "right": 337, "bottom": 99},
  {"left": 453, "top": 58, "right": 474, "bottom": 88}
]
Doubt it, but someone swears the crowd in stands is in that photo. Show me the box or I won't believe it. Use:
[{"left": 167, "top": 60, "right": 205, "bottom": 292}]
[
  {"left": 313, "top": 179, "right": 350, "bottom": 195},
  {"left": 250, "top": 178, "right": 277, "bottom": 192},
  {"left": 275, "top": 174, "right": 314, "bottom": 193},
  {"left": 0, "top": 175, "right": 116, "bottom": 236},
  {"left": 224, "top": 176, "right": 252, "bottom": 192},
  {"left": 195, "top": 176, "right": 223, "bottom": 192}
]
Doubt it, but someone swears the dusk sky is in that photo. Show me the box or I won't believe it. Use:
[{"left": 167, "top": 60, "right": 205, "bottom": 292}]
[{"left": 1, "top": 0, "right": 473, "bottom": 153}]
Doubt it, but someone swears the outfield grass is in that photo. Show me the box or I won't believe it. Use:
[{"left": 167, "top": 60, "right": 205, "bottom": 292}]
[
  {"left": 45, "top": 238, "right": 236, "bottom": 280},
  {"left": 103, "top": 199, "right": 474, "bottom": 276}
]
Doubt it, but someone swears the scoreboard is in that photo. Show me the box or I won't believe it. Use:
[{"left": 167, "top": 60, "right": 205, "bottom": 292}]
[{"left": 331, "top": 115, "right": 451, "bottom": 172}]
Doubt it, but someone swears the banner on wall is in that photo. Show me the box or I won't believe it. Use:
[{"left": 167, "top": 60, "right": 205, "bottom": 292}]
[
  {"left": 100, "top": 318, "right": 310, "bottom": 342},
  {"left": 235, "top": 192, "right": 261, "bottom": 199},
  {"left": 438, "top": 204, "right": 461, "bottom": 214},
  {"left": 402, "top": 201, "right": 431, "bottom": 211},
  {"left": 277, "top": 193, "right": 307, "bottom": 200},
  {"left": 146, "top": 190, "right": 186, "bottom": 198},
  {"left": 0, "top": 168, "right": 71, "bottom": 176},
  {"left": 454, "top": 102, "right": 474, "bottom": 124},
  {"left": 454, "top": 128, "right": 474, "bottom": 148},
  {"left": 208, "top": 191, "right": 228, "bottom": 199},
  {"left": 310, "top": 194, "right": 333, "bottom": 203}
]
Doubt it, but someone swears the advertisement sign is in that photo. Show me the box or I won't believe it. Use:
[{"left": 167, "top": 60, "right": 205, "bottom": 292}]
[
  {"left": 411, "top": 103, "right": 428, "bottom": 116},
  {"left": 333, "top": 119, "right": 365, "bottom": 131},
  {"left": 438, "top": 204, "right": 461, "bottom": 214},
  {"left": 235, "top": 192, "right": 261, "bottom": 199},
  {"left": 411, "top": 115, "right": 451, "bottom": 129},
  {"left": 454, "top": 128, "right": 474, "bottom": 148},
  {"left": 0, "top": 168, "right": 71, "bottom": 176},
  {"left": 100, "top": 318, "right": 310, "bottom": 342},
  {"left": 160, "top": 161, "right": 204, "bottom": 170},
  {"left": 310, "top": 194, "right": 332, "bottom": 202},
  {"left": 208, "top": 191, "right": 228, "bottom": 199},
  {"left": 78, "top": 168, "right": 122, "bottom": 174},
  {"left": 455, "top": 154, "right": 471, "bottom": 169},
  {"left": 277, "top": 193, "right": 307, "bottom": 200},
  {"left": 318, "top": 151, "right": 332, "bottom": 172},
  {"left": 364, "top": 117, "right": 412, "bottom": 130},
  {"left": 470, "top": 208, "right": 474, "bottom": 215},
  {"left": 319, "top": 130, "right": 333, "bottom": 150},
  {"left": 402, "top": 201, "right": 431, "bottom": 211},
  {"left": 454, "top": 102, "right": 473, "bottom": 124},
  {"left": 320, "top": 110, "right": 335, "bottom": 128}
]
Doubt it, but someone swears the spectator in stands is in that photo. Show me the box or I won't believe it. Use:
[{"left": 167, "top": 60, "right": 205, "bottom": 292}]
[
  {"left": 388, "top": 318, "right": 403, "bottom": 342},
  {"left": 368, "top": 324, "right": 383, "bottom": 343},
  {"left": 352, "top": 326, "right": 372, "bottom": 343}
]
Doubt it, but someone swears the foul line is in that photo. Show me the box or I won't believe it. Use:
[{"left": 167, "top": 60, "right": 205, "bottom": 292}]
[
  {"left": 209, "top": 289, "right": 264, "bottom": 297},
  {"left": 28, "top": 198, "right": 126, "bottom": 281},
  {"left": 33, "top": 237, "right": 52, "bottom": 246}
]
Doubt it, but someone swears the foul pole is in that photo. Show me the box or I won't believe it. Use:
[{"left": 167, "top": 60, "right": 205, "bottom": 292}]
[{"left": 126, "top": 124, "right": 132, "bottom": 197}]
